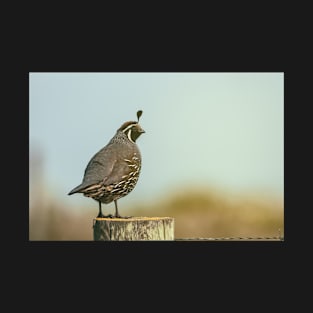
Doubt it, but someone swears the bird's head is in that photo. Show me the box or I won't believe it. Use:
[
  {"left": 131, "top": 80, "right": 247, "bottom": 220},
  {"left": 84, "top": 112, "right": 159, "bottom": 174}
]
[{"left": 118, "top": 110, "right": 145, "bottom": 143}]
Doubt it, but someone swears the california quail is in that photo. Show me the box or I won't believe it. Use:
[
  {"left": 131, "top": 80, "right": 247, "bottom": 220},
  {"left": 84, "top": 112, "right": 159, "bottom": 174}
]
[{"left": 68, "top": 110, "right": 145, "bottom": 218}]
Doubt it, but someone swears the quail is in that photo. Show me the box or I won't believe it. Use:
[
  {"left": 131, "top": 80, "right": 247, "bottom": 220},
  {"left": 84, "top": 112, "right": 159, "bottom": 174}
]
[{"left": 68, "top": 110, "right": 145, "bottom": 218}]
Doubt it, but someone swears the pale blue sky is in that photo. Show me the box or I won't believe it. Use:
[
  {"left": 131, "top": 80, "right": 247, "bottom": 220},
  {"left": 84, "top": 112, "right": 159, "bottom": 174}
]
[{"left": 29, "top": 72, "right": 284, "bottom": 209}]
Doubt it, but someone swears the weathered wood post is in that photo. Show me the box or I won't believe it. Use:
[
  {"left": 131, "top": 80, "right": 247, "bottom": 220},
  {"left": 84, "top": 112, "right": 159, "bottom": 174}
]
[{"left": 93, "top": 216, "right": 174, "bottom": 241}]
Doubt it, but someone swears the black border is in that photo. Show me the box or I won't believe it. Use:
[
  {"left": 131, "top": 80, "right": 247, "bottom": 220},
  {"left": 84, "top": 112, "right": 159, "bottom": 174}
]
[{"left": 10, "top": 39, "right": 289, "bottom": 284}]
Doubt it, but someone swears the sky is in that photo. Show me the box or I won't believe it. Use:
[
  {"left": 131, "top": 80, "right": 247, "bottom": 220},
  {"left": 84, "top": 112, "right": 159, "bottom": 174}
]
[{"left": 29, "top": 72, "right": 284, "bottom": 210}]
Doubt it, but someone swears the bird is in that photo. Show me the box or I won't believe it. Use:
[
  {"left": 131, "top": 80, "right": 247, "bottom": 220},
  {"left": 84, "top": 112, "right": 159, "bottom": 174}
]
[{"left": 68, "top": 110, "right": 145, "bottom": 218}]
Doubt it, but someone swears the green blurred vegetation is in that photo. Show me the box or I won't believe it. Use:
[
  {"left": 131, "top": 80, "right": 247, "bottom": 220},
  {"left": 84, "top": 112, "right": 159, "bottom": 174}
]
[{"left": 29, "top": 186, "right": 283, "bottom": 240}]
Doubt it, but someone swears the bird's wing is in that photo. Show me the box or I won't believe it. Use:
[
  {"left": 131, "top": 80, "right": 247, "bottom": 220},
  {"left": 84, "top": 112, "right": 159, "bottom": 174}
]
[
  {"left": 102, "top": 156, "right": 134, "bottom": 186},
  {"left": 70, "top": 142, "right": 140, "bottom": 194},
  {"left": 67, "top": 151, "right": 116, "bottom": 195},
  {"left": 81, "top": 144, "right": 117, "bottom": 185}
]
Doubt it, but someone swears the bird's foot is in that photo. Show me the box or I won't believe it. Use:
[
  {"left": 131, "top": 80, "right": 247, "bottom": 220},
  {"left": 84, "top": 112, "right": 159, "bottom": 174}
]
[
  {"left": 96, "top": 213, "right": 113, "bottom": 218},
  {"left": 97, "top": 212, "right": 133, "bottom": 219},
  {"left": 113, "top": 214, "right": 133, "bottom": 219}
]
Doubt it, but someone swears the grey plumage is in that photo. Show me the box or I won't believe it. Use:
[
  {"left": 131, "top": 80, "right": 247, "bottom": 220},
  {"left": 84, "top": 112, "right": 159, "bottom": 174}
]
[{"left": 68, "top": 111, "right": 145, "bottom": 218}]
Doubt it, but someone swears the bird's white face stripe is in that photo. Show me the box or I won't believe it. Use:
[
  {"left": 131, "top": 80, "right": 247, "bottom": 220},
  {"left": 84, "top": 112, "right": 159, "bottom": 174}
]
[
  {"left": 122, "top": 123, "right": 137, "bottom": 143},
  {"left": 122, "top": 123, "right": 137, "bottom": 133},
  {"left": 127, "top": 129, "right": 134, "bottom": 143}
]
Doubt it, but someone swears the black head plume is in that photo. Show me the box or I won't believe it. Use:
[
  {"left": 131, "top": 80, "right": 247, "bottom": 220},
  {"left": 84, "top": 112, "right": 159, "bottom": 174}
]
[{"left": 137, "top": 110, "right": 143, "bottom": 122}]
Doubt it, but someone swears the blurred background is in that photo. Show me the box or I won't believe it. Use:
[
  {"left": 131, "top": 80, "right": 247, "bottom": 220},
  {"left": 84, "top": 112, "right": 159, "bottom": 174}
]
[{"left": 29, "top": 72, "right": 284, "bottom": 240}]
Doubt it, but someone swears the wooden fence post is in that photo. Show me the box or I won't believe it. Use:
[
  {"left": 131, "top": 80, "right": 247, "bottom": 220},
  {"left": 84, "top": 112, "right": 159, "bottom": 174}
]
[{"left": 93, "top": 216, "right": 174, "bottom": 241}]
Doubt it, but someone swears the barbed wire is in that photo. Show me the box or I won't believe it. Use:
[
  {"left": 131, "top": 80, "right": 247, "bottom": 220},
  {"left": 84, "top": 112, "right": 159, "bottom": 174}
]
[
  {"left": 176, "top": 228, "right": 284, "bottom": 241},
  {"left": 175, "top": 236, "right": 283, "bottom": 241}
]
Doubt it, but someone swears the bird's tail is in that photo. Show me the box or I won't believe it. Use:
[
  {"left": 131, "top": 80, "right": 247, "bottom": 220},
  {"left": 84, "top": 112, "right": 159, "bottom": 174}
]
[
  {"left": 68, "top": 183, "right": 87, "bottom": 195},
  {"left": 68, "top": 182, "right": 102, "bottom": 195}
]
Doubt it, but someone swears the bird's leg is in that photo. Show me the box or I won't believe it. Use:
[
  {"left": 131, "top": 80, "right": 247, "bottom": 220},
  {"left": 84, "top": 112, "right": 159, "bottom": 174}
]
[
  {"left": 96, "top": 201, "right": 113, "bottom": 218},
  {"left": 113, "top": 200, "right": 132, "bottom": 219},
  {"left": 114, "top": 200, "right": 121, "bottom": 218},
  {"left": 97, "top": 201, "right": 104, "bottom": 218}
]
